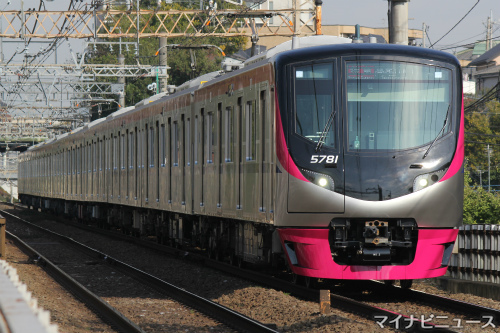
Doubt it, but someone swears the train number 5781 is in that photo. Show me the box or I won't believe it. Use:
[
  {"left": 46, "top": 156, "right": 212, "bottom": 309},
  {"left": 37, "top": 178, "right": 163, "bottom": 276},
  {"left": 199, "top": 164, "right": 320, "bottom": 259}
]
[{"left": 310, "top": 155, "right": 338, "bottom": 164}]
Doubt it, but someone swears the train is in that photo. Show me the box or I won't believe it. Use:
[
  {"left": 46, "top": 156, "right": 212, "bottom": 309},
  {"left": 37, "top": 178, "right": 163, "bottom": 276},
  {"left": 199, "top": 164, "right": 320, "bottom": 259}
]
[{"left": 18, "top": 35, "right": 464, "bottom": 287}]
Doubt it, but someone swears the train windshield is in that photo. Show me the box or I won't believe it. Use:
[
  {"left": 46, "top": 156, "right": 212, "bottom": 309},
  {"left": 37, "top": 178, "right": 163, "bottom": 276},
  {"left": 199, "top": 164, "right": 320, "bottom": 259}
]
[
  {"left": 346, "top": 61, "right": 452, "bottom": 151},
  {"left": 294, "top": 63, "right": 336, "bottom": 148}
]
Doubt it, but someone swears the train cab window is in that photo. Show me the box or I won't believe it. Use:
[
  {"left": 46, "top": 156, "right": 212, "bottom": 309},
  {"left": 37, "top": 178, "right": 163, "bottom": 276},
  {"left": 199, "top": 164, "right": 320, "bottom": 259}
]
[
  {"left": 225, "top": 107, "right": 234, "bottom": 162},
  {"left": 294, "top": 62, "right": 336, "bottom": 148},
  {"left": 346, "top": 61, "right": 452, "bottom": 151}
]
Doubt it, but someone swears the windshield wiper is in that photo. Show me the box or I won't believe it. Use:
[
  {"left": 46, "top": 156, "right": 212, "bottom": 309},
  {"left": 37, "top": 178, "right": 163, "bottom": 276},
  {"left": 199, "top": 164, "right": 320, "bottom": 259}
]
[
  {"left": 422, "top": 105, "right": 450, "bottom": 159},
  {"left": 315, "top": 108, "right": 337, "bottom": 152}
]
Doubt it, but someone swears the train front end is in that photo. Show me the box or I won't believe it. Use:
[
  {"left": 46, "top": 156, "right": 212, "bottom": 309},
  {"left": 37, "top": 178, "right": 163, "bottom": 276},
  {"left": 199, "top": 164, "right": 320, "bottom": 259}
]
[{"left": 274, "top": 44, "right": 463, "bottom": 281}]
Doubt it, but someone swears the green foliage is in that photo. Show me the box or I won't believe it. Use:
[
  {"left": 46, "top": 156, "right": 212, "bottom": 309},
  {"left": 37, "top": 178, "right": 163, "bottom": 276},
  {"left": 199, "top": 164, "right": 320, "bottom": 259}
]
[
  {"left": 463, "top": 164, "right": 500, "bottom": 224},
  {"left": 84, "top": 1, "right": 247, "bottom": 119},
  {"left": 465, "top": 98, "right": 500, "bottom": 186}
]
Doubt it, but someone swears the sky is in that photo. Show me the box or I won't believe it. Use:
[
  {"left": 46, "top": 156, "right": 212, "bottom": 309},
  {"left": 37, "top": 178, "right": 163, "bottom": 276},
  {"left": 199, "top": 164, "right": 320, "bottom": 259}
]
[
  {"left": 2, "top": 0, "right": 499, "bottom": 64},
  {"left": 323, "top": 0, "right": 500, "bottom": 52}
]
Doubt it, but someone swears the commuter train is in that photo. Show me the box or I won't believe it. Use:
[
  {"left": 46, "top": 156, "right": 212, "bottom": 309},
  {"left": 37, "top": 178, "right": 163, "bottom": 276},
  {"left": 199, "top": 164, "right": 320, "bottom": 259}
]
[{"left": 18, "top": 36, "right": 464, "bottom": 286}]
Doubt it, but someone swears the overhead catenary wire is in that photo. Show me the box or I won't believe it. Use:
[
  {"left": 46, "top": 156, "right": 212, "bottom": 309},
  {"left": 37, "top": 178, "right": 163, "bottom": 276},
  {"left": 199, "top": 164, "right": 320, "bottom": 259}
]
[
  {"left": 3, "top": 0, "right": 96, "bottom": 117},
  {"left": 429, "top": 0, "right": 481, "bottom": 49}
]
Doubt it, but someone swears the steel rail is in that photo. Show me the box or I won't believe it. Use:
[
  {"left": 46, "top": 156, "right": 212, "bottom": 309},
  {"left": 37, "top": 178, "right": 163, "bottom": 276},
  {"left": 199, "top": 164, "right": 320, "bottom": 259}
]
[
  {"left": 1, "top": 209, "right": 279, "bottom": 333},
  {"left": 5, "top": 230, "right": 145, "bottom": 333},
  {"left": 5, "top": 205, "right": 460, "bottom": 332}
]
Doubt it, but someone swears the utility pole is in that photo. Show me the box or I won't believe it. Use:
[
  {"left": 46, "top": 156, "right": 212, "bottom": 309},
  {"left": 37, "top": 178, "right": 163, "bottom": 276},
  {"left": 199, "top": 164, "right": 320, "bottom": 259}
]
[
  {"left": 388, "top": 0, "right": 409, "bottom": 45},
  {"left": 477, "top": 168, "right": 482, "bottom": 188},
  {"left": 486, "top": 144, "right": 492, "bottom": 192},
  {"left": 315, "top": 0, "right": 323, "bottom": 35},
  {"left": 118, "top": 54, "right": 125, "bottom": 108},
  {"left": 486, "top": 12, "right": 493, "bottom": 51},
  {"left": 159, "top": 37, "right": 168, "bottom": 93}
]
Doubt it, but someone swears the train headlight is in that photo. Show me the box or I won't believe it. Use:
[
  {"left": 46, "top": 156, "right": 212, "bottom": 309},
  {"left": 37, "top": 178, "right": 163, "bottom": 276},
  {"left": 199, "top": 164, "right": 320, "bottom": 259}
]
[
  {"left": 318, "top": 177, "right": 328, "bottom": 187},
  {"left": 301, "top": 169, "right": 335, "bottom": 191},
  {"left": 413, "top": 169, "right": 447, "bottom": 192}
]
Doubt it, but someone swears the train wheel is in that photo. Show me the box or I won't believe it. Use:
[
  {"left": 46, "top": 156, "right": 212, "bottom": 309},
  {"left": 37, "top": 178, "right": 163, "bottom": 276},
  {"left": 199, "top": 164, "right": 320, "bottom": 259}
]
[
  {"left": 207, "top": 233, "right": 216, "bottom": 259},
  {"left": 237, "top": 256, "right": 245, "bottom": 269},
  {"left": 304, "top": 276, "right": 318, "bottom": 289},
  {"left": 291, "top": 273, "right": 303, "bottom": 285},
  {"left": 400, "top": 279, "right": 413, "bottom": 289},
  {"left": 384, "top": 280, "right": 395, "bottom": 286},
  {"left": 214, "top": 248, "right": 223, "bottom": 261},
  {"left": 228, "top": 252, "right": 236, "bottom": 266}
]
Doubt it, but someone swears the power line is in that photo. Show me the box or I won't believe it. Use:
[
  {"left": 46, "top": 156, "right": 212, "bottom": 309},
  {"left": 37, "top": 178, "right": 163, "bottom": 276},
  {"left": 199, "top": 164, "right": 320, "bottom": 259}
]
[
  {"left": 429, "top": 0, "right": 481, "bottom": 49},
  {"left": 466, "top": 140, "right": 500, "bottom": 146}
]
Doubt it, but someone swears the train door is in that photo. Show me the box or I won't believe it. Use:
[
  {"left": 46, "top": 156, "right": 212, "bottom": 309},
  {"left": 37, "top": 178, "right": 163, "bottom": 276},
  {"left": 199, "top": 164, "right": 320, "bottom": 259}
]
[{"left": 259, "top": 89, "right": 267, "bottom": 218}]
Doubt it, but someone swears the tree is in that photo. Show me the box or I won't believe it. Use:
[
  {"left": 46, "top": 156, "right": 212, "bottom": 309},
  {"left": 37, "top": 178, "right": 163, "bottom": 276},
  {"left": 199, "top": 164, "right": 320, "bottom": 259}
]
[
  {"left": 84, "top": 1, "right": 247, "bottom": 118},
  {"left": 463, "top": 161, "right": 500, "bottom": 224},
  {"left": 464, "top": 98, "right": 500, "bottom": 187}
]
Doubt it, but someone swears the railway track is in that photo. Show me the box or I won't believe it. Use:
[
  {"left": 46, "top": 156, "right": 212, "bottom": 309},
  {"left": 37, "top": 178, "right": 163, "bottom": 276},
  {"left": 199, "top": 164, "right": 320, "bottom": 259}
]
[
  {"left": 6, "top": 231, "right": 144, "bottom": 333},
  {"left": 4, "top": 204, "right": 500, "bottom": 332},
  {"left": 2, "top": 207, "right": 278, "bottom": 333}
]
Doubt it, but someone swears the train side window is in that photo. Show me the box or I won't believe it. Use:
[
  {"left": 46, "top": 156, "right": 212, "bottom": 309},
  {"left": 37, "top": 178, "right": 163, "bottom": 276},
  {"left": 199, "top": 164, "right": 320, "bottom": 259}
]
[
  {"left": 207, "top": 112, "right": 213, "bottom": 163},
  {"left": 93, "top": 141, "right": 97, "bottom": 172},
  {"left": 194, "top": 116, "right": 198, "bottom": 165},
  {"left": 140, "top": 129, "right": 145, "bottom": 168},
  {"left": 149, "top": 125, "right": 155, "bottom": 168},
  {"left": 121, "top": 133, "right": 126, "bottom": 170},
  {"left": 129, "top": 131, "right": 134, "bottom": 169},
  {"left": 225, "top": 106, "right": 233, "bottom": 162},
  {"left": 88, "top": 142, "right": 92, "bottom": 173},
  {"left": 160, "top": 124, "right": 166, "bottom": 167},
  {"left": 186, "top": 117, "right": 191, "bottom": 166},
  {"left": 245, "top": 101, "right": 256, "bottom": 161},
  {"left": 99, "top": 139, "right": 102, "bottom": 171},
  {"left": 113, "top": 135, "right": 118, "bottom": 170},
  {"left": 138, "top": 130, "right": 142, "bottom": 168},
  {"left": 77, "top": 147, "right": 80, "bottom": 174},
  {"left": 173, "top": 121, "right": 179, "bottom": 166}
]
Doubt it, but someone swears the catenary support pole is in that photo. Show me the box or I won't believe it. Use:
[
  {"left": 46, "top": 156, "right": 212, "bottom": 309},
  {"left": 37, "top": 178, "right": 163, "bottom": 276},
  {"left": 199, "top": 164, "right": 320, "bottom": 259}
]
[{"left": 388, "top": 0, "right": 409, "bottom": 45}]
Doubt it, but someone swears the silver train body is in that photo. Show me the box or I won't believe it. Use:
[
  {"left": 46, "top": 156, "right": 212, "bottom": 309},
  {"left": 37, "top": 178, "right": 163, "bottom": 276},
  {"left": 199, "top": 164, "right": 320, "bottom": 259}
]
[{"left": 18, "top": 36, "right": 464, "bottom": 280}]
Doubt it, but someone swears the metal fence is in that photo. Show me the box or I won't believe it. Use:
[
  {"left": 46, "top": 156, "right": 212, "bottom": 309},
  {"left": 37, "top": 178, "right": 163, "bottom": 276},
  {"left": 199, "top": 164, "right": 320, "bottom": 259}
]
[{"left": 447, "top": 224, "right": 500, "bottom": 283}]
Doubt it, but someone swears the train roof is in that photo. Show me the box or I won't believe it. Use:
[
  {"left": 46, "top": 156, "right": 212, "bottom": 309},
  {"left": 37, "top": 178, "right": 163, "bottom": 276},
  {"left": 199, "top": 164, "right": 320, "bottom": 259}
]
[
  {"left": 244, "top": 35, "right": 352, "bottom": 65},
  {"left": 24, "top": 36, "right": 460, "bottom": 154}
]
